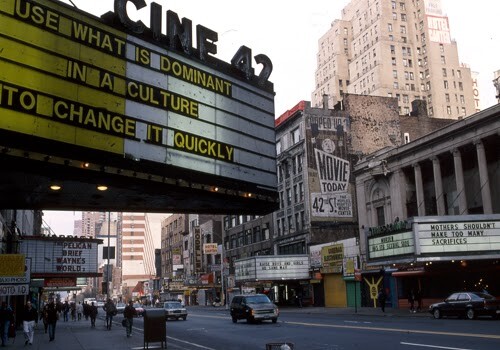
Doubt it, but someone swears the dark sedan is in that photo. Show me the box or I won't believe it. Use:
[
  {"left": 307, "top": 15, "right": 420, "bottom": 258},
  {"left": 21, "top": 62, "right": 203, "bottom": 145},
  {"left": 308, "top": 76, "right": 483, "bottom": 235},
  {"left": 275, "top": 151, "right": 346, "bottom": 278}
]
[{"left": 429, "top": 292, "right": 500, "bottom": 320}]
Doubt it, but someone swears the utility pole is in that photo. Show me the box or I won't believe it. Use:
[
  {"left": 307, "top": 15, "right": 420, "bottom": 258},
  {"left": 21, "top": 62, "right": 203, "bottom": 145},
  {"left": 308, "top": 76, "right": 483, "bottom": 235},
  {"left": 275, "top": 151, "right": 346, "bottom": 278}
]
[{"left": 107, "top": 212, "right": 111, "bottom": 299}]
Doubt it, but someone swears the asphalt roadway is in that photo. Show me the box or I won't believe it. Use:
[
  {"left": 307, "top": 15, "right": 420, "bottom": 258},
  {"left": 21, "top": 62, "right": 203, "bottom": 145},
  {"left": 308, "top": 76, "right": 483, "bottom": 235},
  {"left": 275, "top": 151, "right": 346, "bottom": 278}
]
[{"left": 5, "top": 306, "right": 430, "bottom": 350}]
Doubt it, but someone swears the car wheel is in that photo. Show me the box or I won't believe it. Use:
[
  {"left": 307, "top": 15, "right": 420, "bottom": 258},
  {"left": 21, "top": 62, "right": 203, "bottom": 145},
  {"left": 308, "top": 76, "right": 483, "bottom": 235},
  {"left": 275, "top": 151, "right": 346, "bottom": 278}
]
[
  {"left": 433, "top": 308, "right": 441, "bottom": 319},
  {"left": 272, "top": 318, "right": 277, "bottom": 324},
  {"left": 232, "top": 316, "right": 237, "bottom": 323},
  {"left": 466, "top": 308, "right": 475, "bottom": 320},
  {"left": 182, "top": 316, "right": 187, "bottom": 321}
]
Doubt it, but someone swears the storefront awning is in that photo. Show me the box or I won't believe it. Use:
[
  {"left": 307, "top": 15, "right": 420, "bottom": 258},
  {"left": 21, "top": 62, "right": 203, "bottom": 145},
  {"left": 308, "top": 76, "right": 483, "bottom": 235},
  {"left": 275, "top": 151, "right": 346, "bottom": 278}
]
[{"left": 391, "top": 270, "right": 426, "bottom": 276}]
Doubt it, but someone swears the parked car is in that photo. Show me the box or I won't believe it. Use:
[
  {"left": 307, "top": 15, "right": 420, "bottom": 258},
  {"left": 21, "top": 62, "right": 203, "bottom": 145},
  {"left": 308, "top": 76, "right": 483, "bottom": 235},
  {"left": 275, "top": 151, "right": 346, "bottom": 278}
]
[
  {"left": 230, "top": 294, "right": 279, "bottom": 323},
  {"left": 163, "top": 301, "right": 188, "bottom": 321},
  {"left": 115, "top": 303, "right": 126, "bottom": 314},
  {"left": 133, "top": 303, "right": 144, "bottom": 317},
  {"left": 429, "top": 292, "right": 500, "bottom": 320}
]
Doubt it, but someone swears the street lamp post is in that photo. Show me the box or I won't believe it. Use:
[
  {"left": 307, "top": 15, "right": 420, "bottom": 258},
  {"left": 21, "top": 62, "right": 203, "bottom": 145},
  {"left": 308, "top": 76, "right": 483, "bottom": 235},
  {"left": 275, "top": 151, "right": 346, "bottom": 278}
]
[{"left": 107, "top": 212, "right": 111, "bottom": 299}]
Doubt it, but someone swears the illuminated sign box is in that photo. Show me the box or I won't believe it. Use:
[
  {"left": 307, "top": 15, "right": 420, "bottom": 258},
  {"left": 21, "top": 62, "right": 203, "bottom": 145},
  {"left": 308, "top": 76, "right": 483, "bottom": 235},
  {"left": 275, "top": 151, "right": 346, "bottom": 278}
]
[
  {"left": 0, "top": 0, "right": 277, "bottom": 208},
  {"left": 417, "top": 219, "right": 500, "bottom": 254},
  {"left": 19, "top": 236, "right": 103, "bottom": 277},
  {"left": 235, "top": 255, "right": 310, "bottom": 281},
  {"left": 368, "top": 231, "right": 415, "bottom": 259}
]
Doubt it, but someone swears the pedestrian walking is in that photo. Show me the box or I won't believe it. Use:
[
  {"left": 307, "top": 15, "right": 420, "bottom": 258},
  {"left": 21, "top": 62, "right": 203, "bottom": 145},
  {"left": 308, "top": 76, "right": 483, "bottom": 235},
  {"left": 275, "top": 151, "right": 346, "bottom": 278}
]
[
  {"left": 123, "top": 300, "right": 137, "bottom": 338},
  {"left": 40, "top": 303, "right": 48, "bottom": 334},
  {"left": 76, "top": 302, "right": 83, "bottom": 321},
  {"left": 45, "top": 298, "right": 59, "bottom": 342},
  {"left": 377, "top": 288, "right": 387, "bottom": 313},
  {"left": 89, "top": 302, "right": 98, "bottom": 328},
  {"left": 83, "top": 301, "right": 89, "bottom": 321},
  {"left": 415, "top": 289, "right": 423, "bottom": 312},
  {"left": 61, "top": 301, "right": 69, "bottom": 322},
  {"left": 408, "top": 289, "right": 416, "bottom": 313},
  {"left": 103, "top": 299, "right": 117, "bottom": 330},
  {"left": 22, "top": 300, "right": 38, "bottom": 345},
  {"left": 0, "top": 301, "right": 14, "bottom": 347},
  {"left": 71, "top": 302, "right": 76, "bottom": 321}
]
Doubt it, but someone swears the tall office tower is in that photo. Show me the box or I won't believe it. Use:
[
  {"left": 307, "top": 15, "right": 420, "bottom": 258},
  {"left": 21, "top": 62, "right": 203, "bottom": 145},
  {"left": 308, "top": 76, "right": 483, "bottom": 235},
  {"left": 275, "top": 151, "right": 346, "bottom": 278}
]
[
  {"left": 81, "top": 212, "right": 105, "bottom": 238},
  {"left": 121, "top": 213, "right": 157, "bottom": 298},
  {"left": 312, "top": 0, "right": 478, "bottom": 119}
]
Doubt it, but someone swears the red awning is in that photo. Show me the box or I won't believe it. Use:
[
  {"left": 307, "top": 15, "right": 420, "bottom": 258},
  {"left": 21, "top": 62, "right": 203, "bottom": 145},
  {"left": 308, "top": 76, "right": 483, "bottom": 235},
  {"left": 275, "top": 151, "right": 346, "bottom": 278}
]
[{"left": 391, "top": 270, "right": 426, "bottom": 276}]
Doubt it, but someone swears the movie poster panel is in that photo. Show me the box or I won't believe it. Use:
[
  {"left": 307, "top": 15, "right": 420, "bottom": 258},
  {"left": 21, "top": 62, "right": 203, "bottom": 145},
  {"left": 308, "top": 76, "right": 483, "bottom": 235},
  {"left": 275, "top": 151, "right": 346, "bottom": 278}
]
[{"left": 305, "top": 112, "right": 355, "bottom": 221}]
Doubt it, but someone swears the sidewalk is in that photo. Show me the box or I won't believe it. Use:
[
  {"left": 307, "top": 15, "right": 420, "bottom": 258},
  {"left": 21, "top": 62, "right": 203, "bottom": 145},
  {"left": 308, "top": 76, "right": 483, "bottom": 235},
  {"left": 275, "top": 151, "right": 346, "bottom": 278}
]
[{"left": 6, "top": 317, "right": 146, "bottom": 350}]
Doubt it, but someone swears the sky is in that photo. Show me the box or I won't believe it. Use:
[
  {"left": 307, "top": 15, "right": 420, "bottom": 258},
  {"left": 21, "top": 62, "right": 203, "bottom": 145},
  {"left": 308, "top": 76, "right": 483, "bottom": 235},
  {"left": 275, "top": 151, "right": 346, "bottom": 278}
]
[{"left": 43, "top": 0, "right": 500, "bottom": 234}]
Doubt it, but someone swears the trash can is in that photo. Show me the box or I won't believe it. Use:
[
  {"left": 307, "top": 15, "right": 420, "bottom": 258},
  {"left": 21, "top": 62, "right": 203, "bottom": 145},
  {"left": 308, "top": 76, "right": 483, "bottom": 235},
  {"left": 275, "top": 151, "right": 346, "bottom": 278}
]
[
  {"left": 265, "top": 342, "right": 294, "bottom": 350},
  {"left": 143, "top": 308, "right": 166, "bottom": 349}
]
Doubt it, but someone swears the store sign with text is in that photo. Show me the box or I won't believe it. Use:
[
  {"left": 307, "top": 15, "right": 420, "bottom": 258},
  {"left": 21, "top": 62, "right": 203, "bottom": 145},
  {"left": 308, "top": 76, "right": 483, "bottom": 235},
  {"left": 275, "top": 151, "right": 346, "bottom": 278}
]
[
  {"left": 19, "top": 236, "right": 102, "bottom": 277},
  {"left": 368, "top": 231, "right": 415, "bottom": 259},
  {"left": 235, "top": 255, "right": 309, "bottom": 281}
]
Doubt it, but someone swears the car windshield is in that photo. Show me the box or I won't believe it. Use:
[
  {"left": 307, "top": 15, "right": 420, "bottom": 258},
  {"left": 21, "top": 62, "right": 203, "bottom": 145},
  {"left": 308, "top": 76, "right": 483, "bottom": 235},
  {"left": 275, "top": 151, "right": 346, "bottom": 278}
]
[
  {"left": 472, "top": 292, "right": 495, "bottom": 300},
  {"left": 133, "top": 303, "right": 142, "bottom": 308},
  {"left": 164, "top": 302, "right": 182, "bottom": 309},
  {"left": 245, "top": 295, "right": 272, "bottom": 304}
]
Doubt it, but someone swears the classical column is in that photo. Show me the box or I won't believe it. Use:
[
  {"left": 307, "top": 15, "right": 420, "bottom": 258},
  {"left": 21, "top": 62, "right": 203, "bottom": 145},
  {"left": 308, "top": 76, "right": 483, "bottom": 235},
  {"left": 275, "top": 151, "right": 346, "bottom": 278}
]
[
  {"left": 474, "top": 139, "right": 493, "bottom": 214},
  {"left": 413, "top": 163, "right": 425, "bottom": 216},
  {"left": 431, "top": 157, "right": 446, "bottom": 215},
  {"left": 390, "top": 169, "right": 408, "bottom": 220},
  {"left": 452, "top": 148, "right": 468, "bottom": 215}
]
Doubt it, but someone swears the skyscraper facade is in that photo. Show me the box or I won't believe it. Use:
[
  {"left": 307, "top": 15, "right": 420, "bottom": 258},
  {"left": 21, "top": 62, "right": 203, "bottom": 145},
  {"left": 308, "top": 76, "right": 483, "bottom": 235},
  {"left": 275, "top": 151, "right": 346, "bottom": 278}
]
[{"left": 312, "top": 0, "right": 479, "bottom": 118}]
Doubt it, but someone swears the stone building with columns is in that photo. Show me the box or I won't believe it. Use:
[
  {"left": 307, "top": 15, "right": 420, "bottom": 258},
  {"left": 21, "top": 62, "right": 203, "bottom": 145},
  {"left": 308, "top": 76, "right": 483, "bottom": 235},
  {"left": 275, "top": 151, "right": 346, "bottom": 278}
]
[{"left": 354, "top": 104, "right": 500, "bottom": 309}]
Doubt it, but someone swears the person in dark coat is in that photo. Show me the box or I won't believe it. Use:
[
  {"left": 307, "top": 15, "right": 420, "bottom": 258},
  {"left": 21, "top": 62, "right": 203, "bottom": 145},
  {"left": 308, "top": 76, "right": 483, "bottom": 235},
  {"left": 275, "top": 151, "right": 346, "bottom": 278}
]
[
  {"left": 89, "top": 302, "right": 98, "bottom": 328},
  {"left": 0, "top": 302, "right": 14, "bottom": 347},
  {"left": 103, "top": 299, "right": 117, "bottom": 330},
  {"left": 123, "top": 301, "right": 137, "bottom": 338},
  {"left": 408, "top": 289, "right": 416, "bottom": 313},
  {"left": 22, "top": 300, "right": 38, "bottom": 345},
  {"left": 377, "top": 288, "right": 387, "bottom": 313},
  {"left": 45, "top": 299, "right": 59, "bottom": 342}
]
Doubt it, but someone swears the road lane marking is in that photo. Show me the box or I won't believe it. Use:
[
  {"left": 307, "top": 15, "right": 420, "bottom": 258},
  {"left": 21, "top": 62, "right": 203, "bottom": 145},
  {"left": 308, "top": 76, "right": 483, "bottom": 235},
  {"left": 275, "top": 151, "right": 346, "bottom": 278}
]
[
  {"left": 401, "top": 342, "right": 474, "bottom": 350},
  {"left": 285, "top": 321, "right": 500, "bottom": 340},
  {"left": 167, "top": 336, "right": 217, "bottom": 350}
]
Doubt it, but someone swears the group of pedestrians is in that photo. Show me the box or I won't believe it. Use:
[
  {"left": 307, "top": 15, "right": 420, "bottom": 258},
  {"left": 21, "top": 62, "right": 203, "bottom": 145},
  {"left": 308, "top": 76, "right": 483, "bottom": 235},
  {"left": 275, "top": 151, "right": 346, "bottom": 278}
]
[
  {"left": 377, "top": 287, "right": 423, "bottom": 313},
  {"left": 0, "top": 297, "right": 139, "bottom": 347}
]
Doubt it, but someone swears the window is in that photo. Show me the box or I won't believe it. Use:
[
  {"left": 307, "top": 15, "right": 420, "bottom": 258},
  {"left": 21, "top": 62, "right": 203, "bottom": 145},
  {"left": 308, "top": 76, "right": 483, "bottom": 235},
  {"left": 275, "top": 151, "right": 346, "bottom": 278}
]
[
  {"left": 390, "top": 45, "right": 395, "bottom": 55},
  {"left": 276, "top": 139, "right": 282, "bottom": 155},
  {"left": 400, "top": 25, "right": 406, "bottom": 34},
  {"left": 392, "top": 12, "right": 397, "bottom": 20},
  {"left": 388, "top": 23, "right": 393, "bottom": 32},
  {"left": 391, "top": 1, "right": 396, "bottom": 9},
  {"left": 291, "top": 127, "right": 300, "bottom": 144},
  {"left": 401, "top": 13, "right": 407, "bottom": 21},
  {"left": 288, "top": 215, "right": 293, "bottom": 232},
  {"left": 404, "top": 132, "right": 410, "bottom": 144},
  {"left": 393, "top": 70, "right": 398, "bottom": 78},
  {"left": 393, "top": 81, "right": 399, "bottom": 89},
  {"left": 458, "top": 82, "right": 463, "bottom": 91},
  {"left": 344, "top": 27, "right": 348, "bottom": 35},
  {"left": 400, "top": 2, "right": 406, "bottom": 11},
  {"left": 447, "top": 106, "right": 452, "bottom": 115},
  {"left": 444, "top": 80, "right": 448, "bottom": 89},
  {"left": 445, "top": 93, "right": 450, "bottom": 103},
  {"left": 293, "top": 185, "right": 299, "bottom": 203},
  {"left": 389, "top": 35, "right": 394, "bottom": 41},
  {"left": 442, "top": 68, "right": 447, "bottom": 77},
  {"left": 457, "top": 70, "right": 462, "bottom": 78},
  {"left": 299, "top": 182, "right": 304, "bottom": 201},
  {"left": 460, "top": 95, "right": 465, "bottom": 104},
  {"left": 343, "top": 38, "right": 348, "bottom": 47},
  {"left": 461, "top": 107, "right": 466, "bottom": 116},
  {"left": 403, "top": 94, "right": 409, "bottom": 103},
  {"left": 439, "top": 44, "right": 444, "bottom": 53},
  {"left": 376, "top": 206, "right": 385, "bottom": 226},
  {"left": 392, "top": 57, "right": 396, "bottom": 65},
  {"left": 286, "top": 188, "right": 292, "bottom": 205},
  {"left": 440, "top": 55, "right": 446, "bottom": 64}
]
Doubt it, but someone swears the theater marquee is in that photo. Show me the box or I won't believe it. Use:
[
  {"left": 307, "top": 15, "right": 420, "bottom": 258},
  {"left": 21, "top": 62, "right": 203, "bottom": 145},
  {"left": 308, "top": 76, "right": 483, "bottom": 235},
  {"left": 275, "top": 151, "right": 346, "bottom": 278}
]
[
  {"left": 19, "top": 235, "right": 103, "bottom": 278},
  {"left": 0, "top": 0, "right": 277, "bottom": 212}
]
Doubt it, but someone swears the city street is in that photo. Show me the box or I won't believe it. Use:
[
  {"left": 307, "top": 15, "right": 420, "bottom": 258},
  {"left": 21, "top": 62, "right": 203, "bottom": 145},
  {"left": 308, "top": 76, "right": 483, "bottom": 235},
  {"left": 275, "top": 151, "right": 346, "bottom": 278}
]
[{"left": 5, "top": 306, "right": 500, "bottom": 350}]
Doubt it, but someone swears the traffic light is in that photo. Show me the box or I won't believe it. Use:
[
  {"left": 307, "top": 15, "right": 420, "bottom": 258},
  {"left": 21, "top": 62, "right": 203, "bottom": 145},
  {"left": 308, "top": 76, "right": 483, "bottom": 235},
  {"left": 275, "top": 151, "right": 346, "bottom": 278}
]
[{"left": 102, "top": 281, "right": 108, "bottom": 295}]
